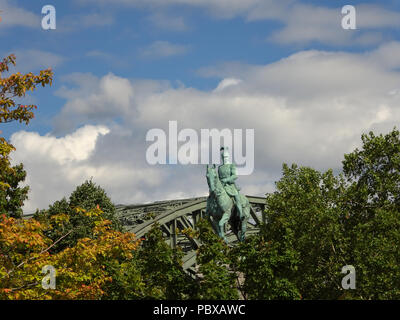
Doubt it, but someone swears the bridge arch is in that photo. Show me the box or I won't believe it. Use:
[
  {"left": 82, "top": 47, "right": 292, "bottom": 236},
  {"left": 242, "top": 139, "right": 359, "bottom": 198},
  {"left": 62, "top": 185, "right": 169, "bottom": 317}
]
[{"left": 115, "top": 196, "right": 266, "bottom": 274}]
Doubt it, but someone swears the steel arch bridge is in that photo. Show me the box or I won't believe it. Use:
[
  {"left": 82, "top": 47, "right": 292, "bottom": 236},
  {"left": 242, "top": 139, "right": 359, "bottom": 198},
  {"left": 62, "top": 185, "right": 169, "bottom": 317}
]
[{"left": 115, "top": 196, "right": 266, "bottom": 275}]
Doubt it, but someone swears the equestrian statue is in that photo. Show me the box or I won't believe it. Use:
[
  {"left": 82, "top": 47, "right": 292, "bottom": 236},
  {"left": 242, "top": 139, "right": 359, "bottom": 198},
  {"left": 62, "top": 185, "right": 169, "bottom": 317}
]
[{"left": 205, "top": 147, "right": 251, "bottom": 243}]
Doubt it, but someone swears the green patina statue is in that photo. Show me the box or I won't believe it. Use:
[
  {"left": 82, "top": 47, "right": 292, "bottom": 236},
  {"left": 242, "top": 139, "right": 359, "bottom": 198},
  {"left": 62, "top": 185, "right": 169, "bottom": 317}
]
[{"left": 205, "top": 147, "right": 251, "bottom": 242}]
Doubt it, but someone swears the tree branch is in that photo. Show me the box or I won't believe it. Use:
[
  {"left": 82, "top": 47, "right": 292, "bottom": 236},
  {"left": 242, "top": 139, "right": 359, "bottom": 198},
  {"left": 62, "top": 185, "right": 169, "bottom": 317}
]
[{"left": 7, "top": 229, "right": 73, "bottom": 276}]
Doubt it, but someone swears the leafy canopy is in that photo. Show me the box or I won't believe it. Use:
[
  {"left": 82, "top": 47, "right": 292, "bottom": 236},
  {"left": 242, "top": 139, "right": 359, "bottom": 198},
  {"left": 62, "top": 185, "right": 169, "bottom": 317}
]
[
  {"left": 0, "top": 54, "right": 53, "bottom": 218},
  {"left": 34, "top": 180, "right": 122, "bottom": 253}
]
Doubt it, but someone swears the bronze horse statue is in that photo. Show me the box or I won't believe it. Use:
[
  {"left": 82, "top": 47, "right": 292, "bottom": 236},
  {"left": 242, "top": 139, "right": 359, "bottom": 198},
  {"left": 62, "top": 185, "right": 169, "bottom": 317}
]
[{"left": 205, "top": 164, "right": 250, "bottom": 243}]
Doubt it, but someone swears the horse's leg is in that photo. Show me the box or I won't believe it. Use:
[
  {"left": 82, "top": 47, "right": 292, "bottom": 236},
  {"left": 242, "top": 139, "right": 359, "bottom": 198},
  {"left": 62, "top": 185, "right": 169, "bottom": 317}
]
[
  {"left": 218, "top": 209, "right": 231, "bottom": 243},
  {"left": 206, "top": 196, "right": 222, "bottom": 237},
  {"left": 209, "top": 216, "right": 222, "bottom": 237},
  {"left": 238, "top": 202, "right": 250, "bottom": 242},
  {"left": 239, "top": 213, "right": 248, "bottom": 242}
]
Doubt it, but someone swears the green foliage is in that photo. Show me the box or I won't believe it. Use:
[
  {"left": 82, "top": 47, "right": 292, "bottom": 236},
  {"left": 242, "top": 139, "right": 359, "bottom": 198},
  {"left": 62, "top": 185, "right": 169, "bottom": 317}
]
[
  {"left": 193, "top": 219, "right": 239, "bottom": 300},
  {"left": 343, "top": 128, "right": 400, "bottom": 212},
  {"left": 260, "top": 164, "right": 348, "bottom": 299},
  {"left": 0, "top": 54, "right": 53, "bottom": 218},
  {"left": 34, "top": 180, "right": 122, "bottom": 253},
  {"left": 350, "top": 208, "right": 400, "bottom": 299},
  {"left": 100, "top": 252, "right": 146, "bottom": 300},
  {"left": 0, "top": 163, "right": 29, "bottom": 218},
  {"left": 232, "top": 228, "right": 301, "bottom": 300},
  {"left": 222, "top": 164, "right": 348, "bottom": 300},
  {"left": 136, "top": 225, "right": 196, "bottom": 299},
  {"left": 341, "top": 128, "right": 400, "bottom": 299},
  {"left": 342, "top": 129, "right": 400, "bottom": 232},
  {"left": 0, "top": 54, "right": 53, "bottom": 125},
  {"left": 231, "top": 128, "right": 400, "bottom": 300},
  {"left": 0, "top": 208, "right": 140, "bottom": 300},
  {"left": 68, "top": 180, "right": 118, "bottom": 224}
]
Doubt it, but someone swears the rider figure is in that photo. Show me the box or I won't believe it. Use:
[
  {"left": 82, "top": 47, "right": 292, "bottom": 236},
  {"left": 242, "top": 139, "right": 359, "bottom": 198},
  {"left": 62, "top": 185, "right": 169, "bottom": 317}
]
[{"left": 218, "top": 147, "right": 244, "bottom": 221}]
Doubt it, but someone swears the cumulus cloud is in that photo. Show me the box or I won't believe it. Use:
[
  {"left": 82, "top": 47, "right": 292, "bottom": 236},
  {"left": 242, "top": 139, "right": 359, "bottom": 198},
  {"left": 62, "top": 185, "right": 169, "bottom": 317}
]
[
  {"left": 11, "top": 125, "right": 164, "bottom": 212},
  {"left": 13, "top": 125, "right": 110, "bottom": 165},
  {"left": 11, "top": 42, "right": 400, "bottom": 212},
  {"left": 53, "top": 72, "right": 135, "bottom": 132}
]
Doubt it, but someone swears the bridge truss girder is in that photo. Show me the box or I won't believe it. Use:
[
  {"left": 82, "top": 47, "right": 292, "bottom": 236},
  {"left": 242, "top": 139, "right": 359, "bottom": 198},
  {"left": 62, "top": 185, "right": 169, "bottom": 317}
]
[{"left": 115, "top": 196, "right": 266, "bottom": 274}]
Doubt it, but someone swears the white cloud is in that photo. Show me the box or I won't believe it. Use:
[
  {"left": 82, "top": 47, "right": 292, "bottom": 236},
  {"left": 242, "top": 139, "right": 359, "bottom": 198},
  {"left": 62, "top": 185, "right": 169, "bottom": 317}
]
[
  {"left": 12, "top": 125, "right": 110, "bottom": 165},
  {"left": 366, "top": 41, "right": 400, "bottom": 69},
  {"left": 76, "top": 0, "right": 400, "bottom": 46},
  {"left": 85, "top": 50, "right": 130, "bottom": 68},
  {"left": 213, "top": 78, "right": 242, "bottom": 92},
  {"left": 267, "top": 4, "right": 400, "bottom": 47},
  {"left": 356, "top": 4, "right": 400, "bottom": 29},
  {"left": 0, "top": 0, "right": 39, "bottom": 29},
  {"left": 3, "top": 49, "right": 64, "bottom": 73},
  {"left": 76, "top": 0, "right": 293, "bottom": 22},
  {"left": 147, "top": 12, "right": 188, "bottom": 31},
  {"left": 77, "top": 0, "right": 288, "bottom": 19},
  {"left": 80, "top": 13, "right": 114, "bottom": 27},
  {"left": 268, "top": 4, "right": 350, "bottom": 46},
  {"left": 12, "top": 42, "right": 400, "bottom": 212},
  {"left": 54, "top": 72, "right": 135, "bottom": 132},
  {"left": 57, "top": 12, "right": 114, "bottom": 32},
  {"left": 86, "top": 50, "right": 112, "bottom": 59},
  {"left": 139, "top": 41, "right": 190, "bottom": 59},
  {"left": 11, "top": 125, "right": 163, "bottom": 212}
]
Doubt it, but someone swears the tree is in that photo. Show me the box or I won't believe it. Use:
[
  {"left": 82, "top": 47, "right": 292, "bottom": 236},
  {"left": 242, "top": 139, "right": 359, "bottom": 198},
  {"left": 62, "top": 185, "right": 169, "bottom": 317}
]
[
  {"left": 1, "top": 210, "right": 200, "bottom": 300},
  {"left": 0, "top": 163, "right": 29, "bottom": 218},
  {"left": 253, "top": 164, "right": 348, "bottom": 299},
  {"left": 343, "top": 128, "right": 400, "bottom": 220},
  {"left": 135, "top": 225, "right": 197, "bottom": 299},
  {"left": 342, "top": 128, "right": 400, "bottom": 299},
  {"left": 240, "top": 128, "right": 400, "bottom": 300},
  {"left": 190, "top": 219, "right": 239, "bottom": 300},
  {"left": 0, "top": 208, "right": 140, "bottom": 300},
  {"left": 69, "top": 179, "right": 119, "bottom": 225},
  {"left": 0, "top": 54, "right": 53, "bottom": 218},
  {"left": 232, "top": 227, "right": 301, "bottom": 300},
  {"left": 349, "top": 207, "right": 400, "bottom": 299},
  {"left": 34, "top": 180, "right": 122, "bottom": 253}
]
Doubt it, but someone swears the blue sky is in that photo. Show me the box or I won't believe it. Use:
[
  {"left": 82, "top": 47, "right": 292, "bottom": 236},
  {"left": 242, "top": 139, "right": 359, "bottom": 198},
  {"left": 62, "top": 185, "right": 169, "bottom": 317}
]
[{"left": 2, "top": 0, "right": 400, "bottom": 212}]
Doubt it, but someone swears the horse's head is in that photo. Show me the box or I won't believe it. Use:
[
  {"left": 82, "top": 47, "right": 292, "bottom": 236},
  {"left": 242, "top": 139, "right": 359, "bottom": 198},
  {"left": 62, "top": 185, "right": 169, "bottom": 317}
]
[{"left": 206, "top": 164, "right": 218, "bottom": 192}]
